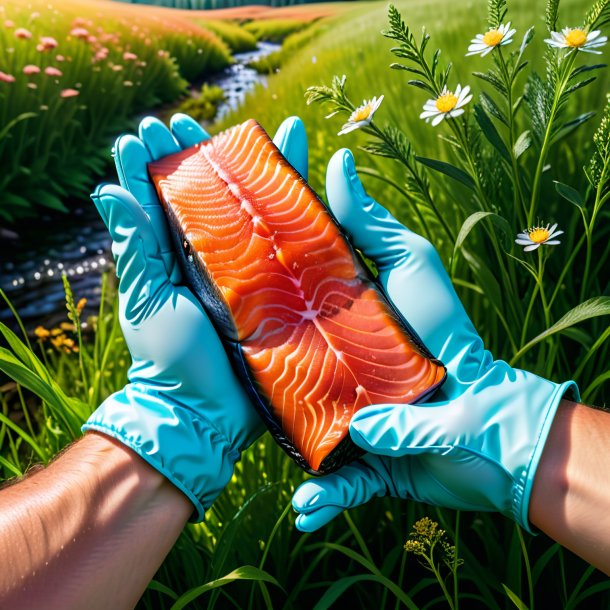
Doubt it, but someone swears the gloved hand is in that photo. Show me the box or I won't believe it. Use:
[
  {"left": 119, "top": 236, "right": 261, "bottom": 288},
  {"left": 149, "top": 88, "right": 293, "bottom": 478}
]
[
  {"left": 83, "top": 114, "right": 309, "bottom": 521},
  {"left": 292, "top": 147, "right": 579, "bottom": 533}
]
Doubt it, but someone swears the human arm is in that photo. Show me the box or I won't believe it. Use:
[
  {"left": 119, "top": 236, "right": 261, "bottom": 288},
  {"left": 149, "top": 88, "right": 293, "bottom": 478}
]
[
  {"left": 530, "top": 399, "right": 610, "bottom": 575},
  {"left": 0, "top": 114, "right": 308, "bottom": 608},
  {"left": 289, "top": 147, "right": 610, "bottom": 575},
  {"left": 0, "top": 433, "right": 191, "bottom": 610}
]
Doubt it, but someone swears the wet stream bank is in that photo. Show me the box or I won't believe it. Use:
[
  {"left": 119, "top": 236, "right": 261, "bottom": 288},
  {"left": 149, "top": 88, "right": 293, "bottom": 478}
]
[{"left": 0, "top": 41, "right": 280, "bottom": 328}]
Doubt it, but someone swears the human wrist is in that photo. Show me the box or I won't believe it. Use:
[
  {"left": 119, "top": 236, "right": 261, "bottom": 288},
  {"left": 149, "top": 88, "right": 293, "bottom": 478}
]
[{"left": 83, "top": 384, "right": 240, "bottom": 521}]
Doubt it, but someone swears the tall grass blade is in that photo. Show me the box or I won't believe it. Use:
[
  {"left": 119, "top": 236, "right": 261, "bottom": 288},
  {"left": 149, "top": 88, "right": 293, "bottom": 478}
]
[{"left": 169, "top": 566, "right": 281, "bottom": 610}]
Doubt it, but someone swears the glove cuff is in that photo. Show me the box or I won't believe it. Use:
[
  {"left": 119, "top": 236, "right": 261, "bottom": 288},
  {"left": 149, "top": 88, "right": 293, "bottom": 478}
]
[
  {"left": 512, "top": 378, "right": 579, "bottom": 533},
  {"left": 82, "top": 384, "right": 240, "bottom": 522}
]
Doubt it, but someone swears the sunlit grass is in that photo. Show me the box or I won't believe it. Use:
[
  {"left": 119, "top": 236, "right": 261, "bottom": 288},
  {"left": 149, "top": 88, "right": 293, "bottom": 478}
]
[{"left": 1, "top": 0, "right": 610, "bottom": 607}]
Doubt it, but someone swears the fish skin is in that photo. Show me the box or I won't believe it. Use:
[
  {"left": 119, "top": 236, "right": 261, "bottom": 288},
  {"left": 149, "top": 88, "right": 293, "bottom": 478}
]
[{"left": 148, "top": 119, "right": 446, "bottom": 474}]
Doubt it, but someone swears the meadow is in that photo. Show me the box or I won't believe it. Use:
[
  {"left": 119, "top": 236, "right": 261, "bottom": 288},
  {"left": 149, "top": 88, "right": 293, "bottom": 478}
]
[{"left": 1, "top": 0, "right": 610, "bottom": 607}]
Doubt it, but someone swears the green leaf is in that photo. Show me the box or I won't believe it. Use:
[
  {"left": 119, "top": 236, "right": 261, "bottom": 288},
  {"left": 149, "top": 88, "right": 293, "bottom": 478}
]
[
  {"left": 473, "top": 70, "right": 507, "bottom": 96},
  {"left": 474, "top": 104, "right": 511, "bottom": 163},
  {"left": 169, "top": 566, "right": 281, "bottom": 610},
  {"left": 553, "top": 181, "right": 583, "bottom": 206},
  {"left": 415, "top": 156, "right": 476, "bottom": 190},
  {"left": 511, "top": 297, "right": 610, "bottom": 365},
  {"left": 452, "top": 211, "right": 512, "bottom": 275},
  {"left": 313, "top": 575, "right": 389, "bottom": 610},
  {"left": 502, "top": 583, "right": 530, "bottom": 610},
  {"left": 29, "top": 190, "right": 68, "bottom": 213},
  {"left": 0, "top": 112, "right": 38, "bottom": 141},
  {"left": 0, "top": 454, "right": 23, "bottom": 478},
  {"left": 513, "top": 131, "right": 532, "bottom": 159},
  {"left": 479, "top": 91, "right": 508, "bottom": 126},
  {"left": 147, "top": 580, "right": 178, "bottom": 601},
  {"left": 3, "top": 193, "right": 32, "bottom": 209},
  {"left": 552, "top": 112, "right": 596, "bottom": 143},
  {"left": 306, "top": 542, "right": 419, "bottom": 610}
]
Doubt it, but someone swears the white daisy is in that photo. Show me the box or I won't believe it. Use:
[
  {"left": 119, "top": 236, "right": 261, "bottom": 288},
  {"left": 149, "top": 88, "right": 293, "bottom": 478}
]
[
  {"left": 466, "top": 22, "right": 517, "bottom": 57},
  {"left": 545, "top": 27, "right": 607, "bottom": 54},
  {"left": 515, "top": 223, "right": 564, "bottom": 252},
  {"left": 420, "top": 85, "right": 473, "bottom": 127},
  {"left": 337, "top": 95, "right": 384, "bottom": 135}
]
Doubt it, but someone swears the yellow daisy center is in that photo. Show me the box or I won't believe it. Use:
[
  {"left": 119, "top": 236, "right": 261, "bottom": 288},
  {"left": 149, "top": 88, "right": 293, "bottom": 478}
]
[
  {"left": 564, "top": 28, "right": 587, "bottom": 47},
  {"left": 483, "top": 29, "right": 504, "bottom": 46},
  {"left": 528, "top": 227, "right": 550, "bottom": 243},
  {"left": 435, "top": 92, "right": 458, "bottom": 113},
  {"left": 352, "top": 103, "right": 373, "bottom": 122}
]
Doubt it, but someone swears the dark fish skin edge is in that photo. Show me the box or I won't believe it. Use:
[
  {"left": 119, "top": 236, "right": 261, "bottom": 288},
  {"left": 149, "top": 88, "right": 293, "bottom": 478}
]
[{"left": 149, "top": 121, "right": 447, "bottom": 476}]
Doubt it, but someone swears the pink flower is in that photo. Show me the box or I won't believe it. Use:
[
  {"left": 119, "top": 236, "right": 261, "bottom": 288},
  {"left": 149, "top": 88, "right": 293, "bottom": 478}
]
[
  {"left": 70, "top": 27, "right": 89, "bottom": 39},
  {"left": 23, "top": 64, "right": 41, "bottom": 75},
  {"left": 93, "top": 48, "right": 108, "bottom": 62},
  {"left": 0, "top": 71, "right": 16, "bottom": 83},
  {"left": 44, "top": 66, "right": 62, "bottom": 77},
  {"left": 123, "top": 51, "right": 137, "bottom": 61},
  {"left": 60, "top": 88, "right": 79, "bottom": 98},
  {"left": 15, "top": 28, "right": 32, "bottom": 39},
  {"left": 87, "top": 35, "right": 97, "bottom": 44},
  {"left": 38, "top": 36, "right": 58, "bottom": 51},
  {"left": 56, "top": 54, "right": 65, "bottom": 62},
  {"left": 4, "top": 19, "right": 14, "bottom": 28}
]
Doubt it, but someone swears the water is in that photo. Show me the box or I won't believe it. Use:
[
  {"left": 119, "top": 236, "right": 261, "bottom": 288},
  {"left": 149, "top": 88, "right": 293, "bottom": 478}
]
[{"left": 0, "top": 42, "right": 280, "bottom": 328}]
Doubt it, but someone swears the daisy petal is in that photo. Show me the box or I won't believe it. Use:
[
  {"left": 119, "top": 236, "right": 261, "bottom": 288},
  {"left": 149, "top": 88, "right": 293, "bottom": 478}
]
[
  {"left": 338, "top": 122, "right": 360, "bottom": 135},
  {"left": 524, "top": 243, "right": 541, "bottom": 251},
  {"left": 515, "top": 239, "right": 534, "bottom": 245},
  {"left": 548, "top": 223, "right": 558, "bottom": 234},
  {"left": 544, "top": 240, "right": 561, "bottom": 245},
  {"left": 431, "top": 113, "right": 445, "bottom": 126},
  {"left": 548, "top": 230, "right": 564, "bottom": 239}
]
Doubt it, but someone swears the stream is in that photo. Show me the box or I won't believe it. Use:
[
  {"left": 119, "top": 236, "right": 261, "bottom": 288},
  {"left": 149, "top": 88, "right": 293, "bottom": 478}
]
[{"left": 0, "top": 41, "right": 280, "bottom": 327}]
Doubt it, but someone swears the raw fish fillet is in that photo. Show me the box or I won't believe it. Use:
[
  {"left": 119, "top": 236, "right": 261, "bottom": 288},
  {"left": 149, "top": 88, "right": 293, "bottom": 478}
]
[{"left": 148, "top": 119, "right": 446, "bottom": 474}]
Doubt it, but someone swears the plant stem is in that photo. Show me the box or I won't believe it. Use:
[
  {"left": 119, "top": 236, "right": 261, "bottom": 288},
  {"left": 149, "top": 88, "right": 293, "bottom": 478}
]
[
  {"left": 497, "top": 47, "right": 528, "bottom": 224},
  {"left": 355, "top": 165, "right": 433, "bottom": 240},
  {"left": 453, "top": 511, "right": 460, "bottom": 610},
  {"left": 527, "top": 51, "right": 577, "bottom": 225},
  {"left": 516, "top": 525, "right": 534, "bottom": 610}
]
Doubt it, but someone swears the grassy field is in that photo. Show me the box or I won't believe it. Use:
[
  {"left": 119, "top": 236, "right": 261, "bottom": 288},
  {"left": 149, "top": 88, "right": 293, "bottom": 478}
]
[{"left": 2, "top": 0, "right": 610, "bottom": 607}]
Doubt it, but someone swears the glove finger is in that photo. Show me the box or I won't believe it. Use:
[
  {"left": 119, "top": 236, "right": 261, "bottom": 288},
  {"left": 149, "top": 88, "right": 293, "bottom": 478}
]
[
  {"left": 170, "top": 113, "right": 211, "bottom": 149},
  {"left": 325, "top": 148, "right": 472, "bottom": 359},
  {"left": 114, "top": 133, "right": 181, "bottom": 284},
  {"left": 292, "top": 462, "right": 387, "bottom": 532},
  {"left": 350, "top": 403, "right": 451, "bottom": 457},
  {"left": 272, "top": 116, "right": 308, "bottom": 181},
  {"left": 92, "top": 184, "right": 169, "bottom": 323},
  {"left": 139, "top": 116, "right": 181, "bottom": 160},
  {"left": 325, "top": 148, "right": 432, "bottom": 270}
]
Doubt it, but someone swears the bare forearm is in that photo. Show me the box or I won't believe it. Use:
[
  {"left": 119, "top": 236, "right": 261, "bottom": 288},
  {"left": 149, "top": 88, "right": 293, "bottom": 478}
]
[
  {"left": 0, "top": 433, "right": 192, "bottom": 609},
  {"left": 530, "top": 399, "right": 610, "bottom": 575}
]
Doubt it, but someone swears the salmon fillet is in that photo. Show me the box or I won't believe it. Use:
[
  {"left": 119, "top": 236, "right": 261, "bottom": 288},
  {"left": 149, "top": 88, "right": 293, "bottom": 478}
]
[{"left": 148, "top": 119, "right": 445, "bottom": 474}]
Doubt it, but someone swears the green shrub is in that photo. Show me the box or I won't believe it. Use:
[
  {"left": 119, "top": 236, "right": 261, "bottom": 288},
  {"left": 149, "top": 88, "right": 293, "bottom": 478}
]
[
  {"left": 243, "top": 19, "right": 308, "bottom": 42},
  {"left": 248, "top": 20, "right": 326, "bottom": 73},
  {"left": 0, "top": 0, "right": 231, "bottom": 222},
  {"left": 176, "top": 84, "right": 227, "bottom": 122},
  {"left": 200, "top": 19, "right": 258, "bottom": 53}
]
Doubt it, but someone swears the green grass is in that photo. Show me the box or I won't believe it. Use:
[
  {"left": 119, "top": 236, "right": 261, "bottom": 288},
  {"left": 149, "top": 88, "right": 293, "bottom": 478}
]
[
  {"left": 199, "top": 19, "right": 258, "bottom": 53},
  {"left": 0, "top": 0, "right": 233, "bottom": 222},
  {"left": 243, "top": 18, "right": 309, "bottom": 42},
  {"left": 248, "top": 19, "right": 328, "bottom": 74},
  {"left": 173, "top": 83, "right": 226, "bottom": 122},
  {"left": 2, "top": 0, "right": 610, "bottom": 608}
]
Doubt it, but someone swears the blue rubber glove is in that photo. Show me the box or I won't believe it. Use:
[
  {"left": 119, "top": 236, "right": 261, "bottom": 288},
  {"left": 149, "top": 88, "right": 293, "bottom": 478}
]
[
  {"left": 292, "top": 147, "right": 579, "bottom": 533},
  {"left": 83, "top": 115, "right": 308, "bottom": 521}
]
